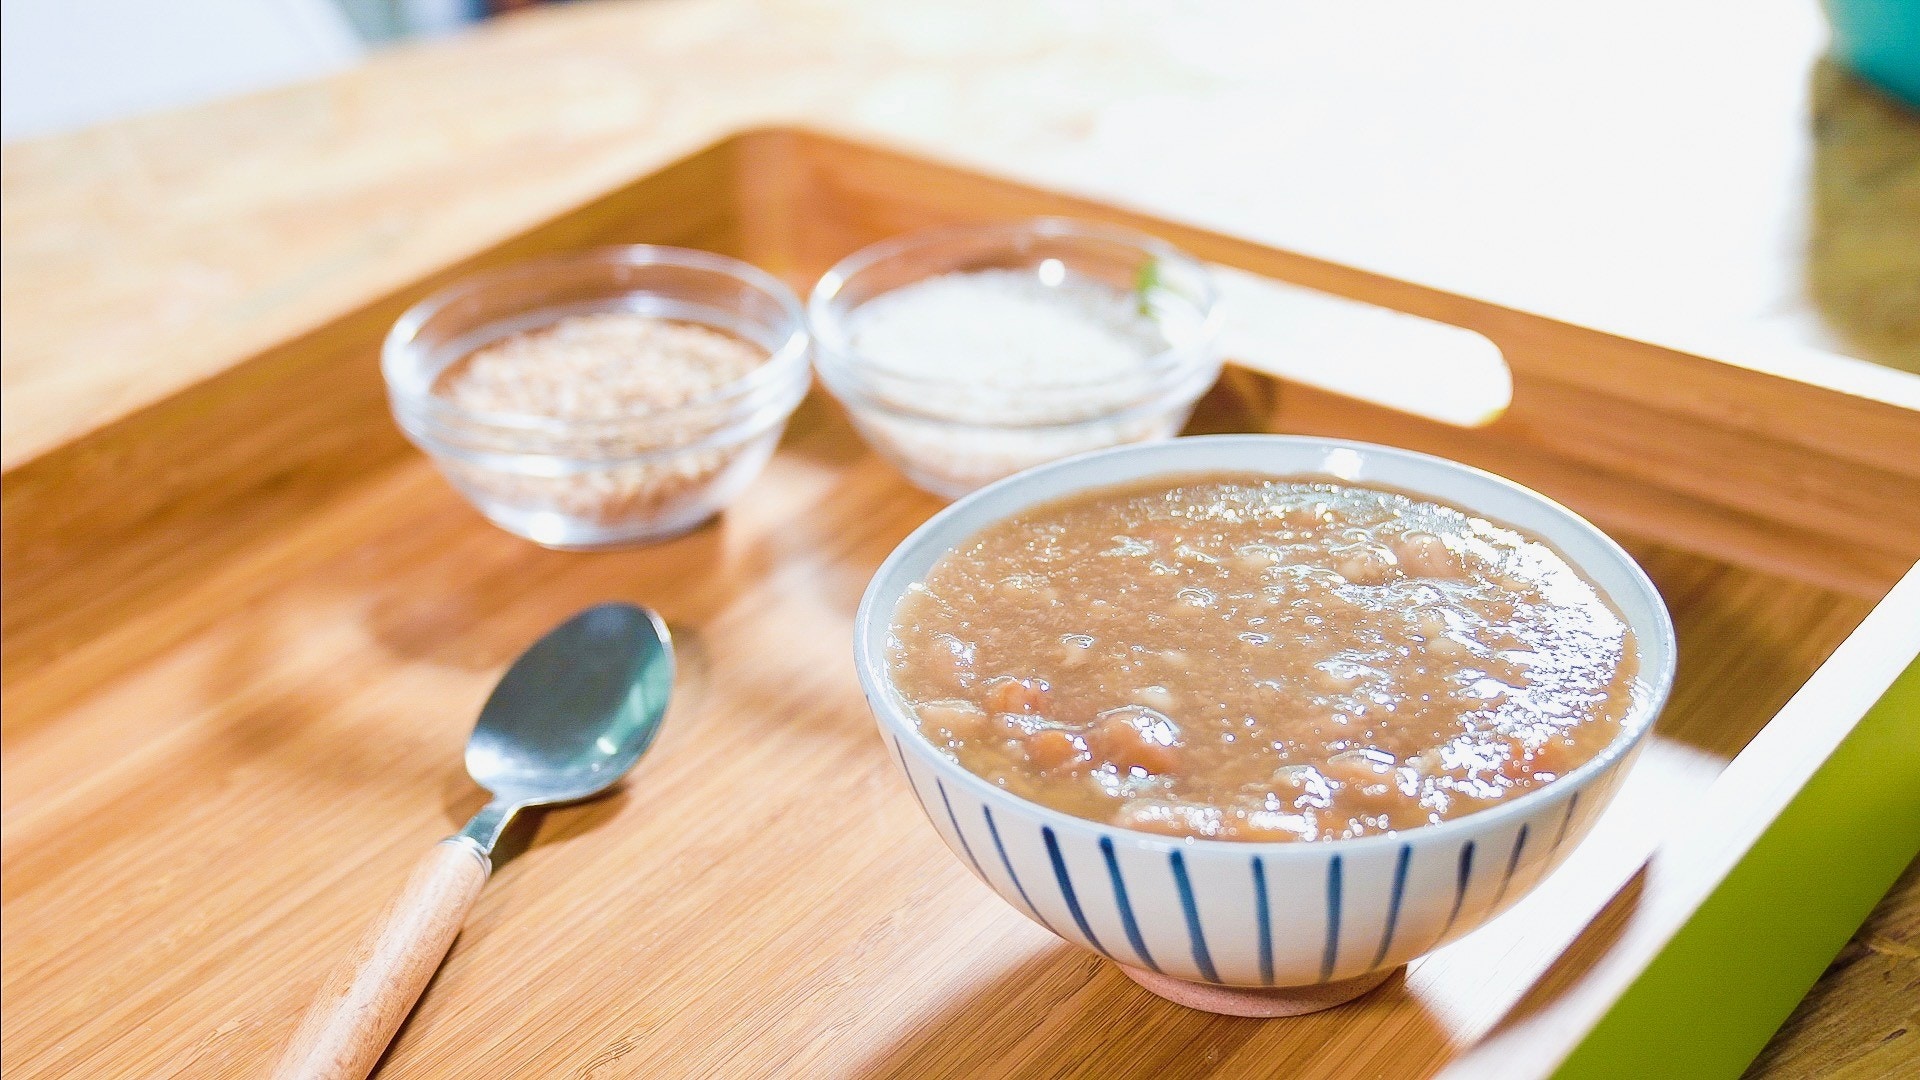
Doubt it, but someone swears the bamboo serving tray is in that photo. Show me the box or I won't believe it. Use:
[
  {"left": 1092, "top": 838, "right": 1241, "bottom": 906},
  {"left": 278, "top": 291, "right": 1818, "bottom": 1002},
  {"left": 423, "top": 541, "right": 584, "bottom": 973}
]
[{"left": 5, "top": 129, "right": 1918, "bottom": 1079}]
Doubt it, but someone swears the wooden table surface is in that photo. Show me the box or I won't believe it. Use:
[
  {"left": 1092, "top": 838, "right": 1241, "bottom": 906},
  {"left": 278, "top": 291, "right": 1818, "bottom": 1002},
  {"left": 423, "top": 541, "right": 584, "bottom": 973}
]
[{"left": 2, "top": 1, "right": 1916, "bottom": 1074}]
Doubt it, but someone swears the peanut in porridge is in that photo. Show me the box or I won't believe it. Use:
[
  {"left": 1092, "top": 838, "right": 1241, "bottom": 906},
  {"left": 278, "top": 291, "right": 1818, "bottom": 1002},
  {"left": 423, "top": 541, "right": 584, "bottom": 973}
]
[{"left": 887, "top": 473, "right": 1639, "bottom": 842}]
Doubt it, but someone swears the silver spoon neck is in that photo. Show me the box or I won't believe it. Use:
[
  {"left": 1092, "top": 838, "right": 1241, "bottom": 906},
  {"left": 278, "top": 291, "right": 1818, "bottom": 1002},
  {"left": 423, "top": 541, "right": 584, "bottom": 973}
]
[{"left": 452, "top": 798, "right": 522, "bottom": 859}]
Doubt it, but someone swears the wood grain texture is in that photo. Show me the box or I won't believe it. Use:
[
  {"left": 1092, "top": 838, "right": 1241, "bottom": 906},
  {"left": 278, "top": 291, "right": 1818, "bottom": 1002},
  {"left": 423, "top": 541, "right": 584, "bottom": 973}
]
[
  {"left": 274, "top": 841, "right": 490, "bottom": 1080},
  {"left": 3, "top": 403, "right": 1880, "bottom": 1080},
  {"left": 0, "top": 141, "right": 746, "bottom": 715},
  {"left": 3, "top": 131, "right": 1917, "bottom": 1079}
]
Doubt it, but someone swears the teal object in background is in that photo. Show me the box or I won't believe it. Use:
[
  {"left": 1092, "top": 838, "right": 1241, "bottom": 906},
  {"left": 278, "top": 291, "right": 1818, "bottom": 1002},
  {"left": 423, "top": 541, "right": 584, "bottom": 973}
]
[{"left": 1826, "top": 0, "right": 1920, "bottom": 108}]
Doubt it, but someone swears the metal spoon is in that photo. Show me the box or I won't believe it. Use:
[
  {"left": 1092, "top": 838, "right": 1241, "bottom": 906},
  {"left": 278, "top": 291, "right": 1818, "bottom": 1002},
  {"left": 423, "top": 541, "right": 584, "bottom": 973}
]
[{"left": 275, "top": 602, "right": 674, "bottom": 1080}]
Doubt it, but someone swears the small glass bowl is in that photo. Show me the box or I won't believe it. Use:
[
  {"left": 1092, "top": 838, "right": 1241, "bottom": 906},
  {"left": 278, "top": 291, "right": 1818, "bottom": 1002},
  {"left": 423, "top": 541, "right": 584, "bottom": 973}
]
[
  {"left": 383, "top": 246, "right": 809, "bottom": 549},
  {"left": 808, "top": 218, "right": 1222, "bottom": 498}
]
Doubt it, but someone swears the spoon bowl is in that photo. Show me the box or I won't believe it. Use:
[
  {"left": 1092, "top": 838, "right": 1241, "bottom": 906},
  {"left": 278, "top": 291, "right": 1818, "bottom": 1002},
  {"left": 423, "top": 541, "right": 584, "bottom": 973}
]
[{"left": 460, "top": 604, "right": 674, "bottom": 847}]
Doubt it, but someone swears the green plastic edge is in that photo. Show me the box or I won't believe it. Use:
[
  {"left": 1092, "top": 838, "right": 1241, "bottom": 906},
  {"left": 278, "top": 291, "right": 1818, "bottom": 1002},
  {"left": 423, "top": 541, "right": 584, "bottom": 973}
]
[{"left": 1553, "top": 654, "right": 1920, "bottom": 1079}]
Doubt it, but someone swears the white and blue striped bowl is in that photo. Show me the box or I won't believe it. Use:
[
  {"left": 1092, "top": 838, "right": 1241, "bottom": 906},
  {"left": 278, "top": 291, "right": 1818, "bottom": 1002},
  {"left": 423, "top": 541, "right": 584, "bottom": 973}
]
[{"left": 855, "top": 435, "right": 1677, "bottom": 1006}]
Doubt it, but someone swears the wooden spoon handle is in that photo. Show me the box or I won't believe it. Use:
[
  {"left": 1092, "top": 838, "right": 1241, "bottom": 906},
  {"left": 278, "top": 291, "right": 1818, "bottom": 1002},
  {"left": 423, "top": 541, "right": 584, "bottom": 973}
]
[{"left": 274, "top": 839, "right": 490, "bottom": 1080}]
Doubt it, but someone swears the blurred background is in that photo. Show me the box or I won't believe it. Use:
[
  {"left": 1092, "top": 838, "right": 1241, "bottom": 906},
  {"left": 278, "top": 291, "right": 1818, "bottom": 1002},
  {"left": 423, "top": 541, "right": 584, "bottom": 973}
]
[
  {"left": 2, "top": 0, "right": 1914, "bottom": 377},
  {"left": 0, "top": 0, "right": 556, "bottom": 142}
]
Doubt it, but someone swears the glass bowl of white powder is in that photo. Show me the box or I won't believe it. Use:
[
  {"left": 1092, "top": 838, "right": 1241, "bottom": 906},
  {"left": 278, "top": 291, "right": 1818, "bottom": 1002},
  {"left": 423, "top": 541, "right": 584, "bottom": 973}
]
[
  {"left": 808, "top": 218, "right": 1221, "bottom": 498},
  {"left": 383, "top": 246, "right": 809, "bottom": 548}
]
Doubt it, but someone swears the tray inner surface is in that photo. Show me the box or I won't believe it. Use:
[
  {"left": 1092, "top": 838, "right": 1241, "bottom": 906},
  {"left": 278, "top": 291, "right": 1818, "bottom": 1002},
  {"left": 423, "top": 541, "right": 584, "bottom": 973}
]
[{"left": 4, "top": 130, "right": 1917, "bottom": 1078}]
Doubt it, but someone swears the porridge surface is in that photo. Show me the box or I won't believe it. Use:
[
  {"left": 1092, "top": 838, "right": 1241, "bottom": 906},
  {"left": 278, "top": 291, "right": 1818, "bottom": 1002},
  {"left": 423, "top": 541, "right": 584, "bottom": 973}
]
[{"left": 887, "top": 473, "right": 1640, "bottom": 842}]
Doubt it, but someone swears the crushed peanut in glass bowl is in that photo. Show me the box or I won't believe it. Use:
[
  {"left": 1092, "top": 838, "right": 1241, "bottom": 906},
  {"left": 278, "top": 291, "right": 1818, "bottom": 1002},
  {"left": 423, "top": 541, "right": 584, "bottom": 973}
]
[{"left": 382, "top": 246, "right": 809, "bottom": 548}]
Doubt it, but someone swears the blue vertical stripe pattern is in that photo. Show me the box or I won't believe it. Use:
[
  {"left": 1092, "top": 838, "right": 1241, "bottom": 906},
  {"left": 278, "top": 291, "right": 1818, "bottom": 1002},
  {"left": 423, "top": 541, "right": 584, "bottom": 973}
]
[
  {"left": 1370, "top": 843, "right": 1413, "bottom": 968},
  {"left": 1043, "top": 827, "right": 1111, "bottom": 958},
  {"left": 1320, "top": 854, "right": 1344, "bottom": 983},
  {"left": 934, "top": 778, "right": 987, "bottom": 882},
  {"left": 1251, "top": 856, "right": 1274, "bottom": 986},
  {"left": 889, "top": 737, "right": 930, "bottom": 814},
  {"left": 905, "top": 773, "right": 1570, "bottom": 983},
  {"left": 1550, "top": 792, "right": 1582, "bottom": 855},
  {"left": 1168, "top": 850, "right": 1220, "bottom": 983},
  {"left": 984, "top": 805, "right": 1055, "bottom": 934},
  {"left": 1491, "top": 825, "right": 1531, "bottom": 909},
  {"left": 1441, "top": 841, "right": 1475, "bottom": 938},
  {"left": 1099, "top": 838, "right": 1159, "bottom": 972}
]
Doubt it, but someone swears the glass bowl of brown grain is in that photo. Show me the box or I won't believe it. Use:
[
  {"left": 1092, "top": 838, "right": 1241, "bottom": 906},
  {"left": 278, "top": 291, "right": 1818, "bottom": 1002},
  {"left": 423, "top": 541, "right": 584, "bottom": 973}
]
[{"left": 383, "top": 246, "right": 810, "bottom": 549}]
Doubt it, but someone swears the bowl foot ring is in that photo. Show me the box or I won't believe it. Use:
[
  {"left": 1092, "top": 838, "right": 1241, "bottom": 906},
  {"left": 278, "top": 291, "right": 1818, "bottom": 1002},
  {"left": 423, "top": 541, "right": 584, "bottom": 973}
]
[{"left": 1121, "top": 964, "right": 1399, "bottom": 1017}]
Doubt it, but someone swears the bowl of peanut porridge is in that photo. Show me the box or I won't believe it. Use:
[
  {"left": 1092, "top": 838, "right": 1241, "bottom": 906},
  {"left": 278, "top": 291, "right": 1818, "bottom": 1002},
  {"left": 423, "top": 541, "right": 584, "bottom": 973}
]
[
  {"left": 855, "top": 435, "right": 1676, "bottom": 1015},
  {"left": 383, "top": 246, "right": 809, "bottom": 548}
]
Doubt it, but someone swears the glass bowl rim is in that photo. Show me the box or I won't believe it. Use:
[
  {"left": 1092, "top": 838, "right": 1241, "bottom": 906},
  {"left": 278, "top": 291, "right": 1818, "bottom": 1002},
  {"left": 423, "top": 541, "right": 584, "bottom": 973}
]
[
  {"left": 806, "top": 216, "right": 1224, "bottom": 395},
  {"left": 382, "top": 245, "right": 810, "bottom": 437}
]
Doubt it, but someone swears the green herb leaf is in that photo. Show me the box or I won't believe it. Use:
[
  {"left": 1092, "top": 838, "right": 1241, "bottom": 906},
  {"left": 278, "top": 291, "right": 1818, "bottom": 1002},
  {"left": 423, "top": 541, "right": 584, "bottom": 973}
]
[{"left": 1134, "top": 258, "right": 1162, "bottom": 317}]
